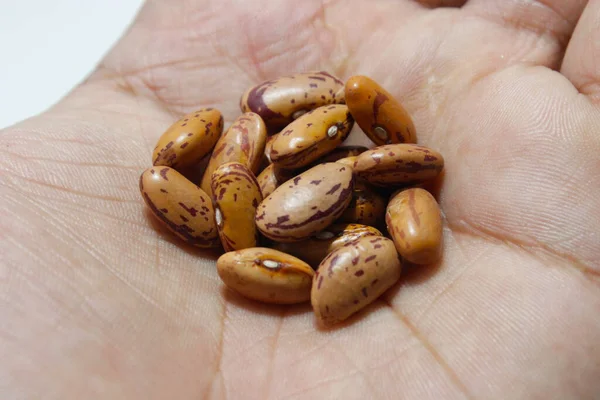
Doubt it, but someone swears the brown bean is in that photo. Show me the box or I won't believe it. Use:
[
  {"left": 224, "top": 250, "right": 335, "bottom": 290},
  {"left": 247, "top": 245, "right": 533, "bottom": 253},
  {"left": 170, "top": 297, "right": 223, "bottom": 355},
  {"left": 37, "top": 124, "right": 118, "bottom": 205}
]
[
  {"left": 153, "top": 108, "right": 223, "bottom": 169},
  {"left": 240, "top": 71, "right": 344, "bottom": 130},
  {"left": 211, "top": 162, "right": 263, "bottom": 252},
  {"left": 256, "top": 163, "right": 297, "bottom": 198},
  {"left": 386, "top": 188, "right": 443, "bottom": 265},
  {"left": 272, "top": 223, "right": 383, "bottom": 268},
  {"left": 217, "top": 247, "right": 314, "bottom": 304},
  {"left": 345, "top": 75, "right": 416, "bottom": 145},
  {"left": 354, "top": 144, "right": 444, "bottom": 186},
  {"left": 139, "top": 166, "right": 218, "bottom": 248},
  {"left": 311, "top": 236, "right": 402, "bottom": 326},
  {"left": 255, "top": 163, "right": 354, "bottom": 242},
  {"left": 337, "top": 180, "right": 387, "bottom": 227},
  {"left": 313, "top": 145, "right": 368, "bottom": 164},
  {"left": 265, "top": 105, "right": 354, "bottom": 169},
  {"left": 200, "top": 112, "right": 267, "bottom": 197}
]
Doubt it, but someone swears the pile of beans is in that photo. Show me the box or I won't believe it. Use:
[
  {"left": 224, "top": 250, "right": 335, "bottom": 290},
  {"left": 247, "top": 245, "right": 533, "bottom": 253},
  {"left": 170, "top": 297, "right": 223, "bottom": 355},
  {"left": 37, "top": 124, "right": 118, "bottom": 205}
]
[{"left": 139, "top": 72, "right": 444, "bottom": 326}]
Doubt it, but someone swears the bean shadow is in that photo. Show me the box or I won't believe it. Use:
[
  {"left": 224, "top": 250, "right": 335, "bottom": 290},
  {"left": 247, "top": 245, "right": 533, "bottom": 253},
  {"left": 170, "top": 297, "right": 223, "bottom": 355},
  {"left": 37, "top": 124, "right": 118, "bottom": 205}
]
[
  {"left": 420, "top": 168, "right": 446, "bottom": 201},
  {"left": 312, "top": 299, "right": 390, "bottom": 332},
  {"left": 221, "top": 286, "right": 312, "bottom": 318}
]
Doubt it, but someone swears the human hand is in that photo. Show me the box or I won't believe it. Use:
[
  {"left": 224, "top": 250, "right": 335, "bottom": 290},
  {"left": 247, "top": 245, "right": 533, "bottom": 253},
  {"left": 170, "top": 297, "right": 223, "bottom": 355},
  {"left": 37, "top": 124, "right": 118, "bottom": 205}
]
[{"left": 2, "top": 1, "right": 599, "bottom": 398}]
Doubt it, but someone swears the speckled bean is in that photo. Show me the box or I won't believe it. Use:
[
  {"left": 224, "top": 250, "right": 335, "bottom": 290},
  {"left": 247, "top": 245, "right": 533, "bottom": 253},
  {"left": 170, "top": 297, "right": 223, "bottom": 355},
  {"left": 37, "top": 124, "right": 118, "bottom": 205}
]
[
  {"left": 240, "top": 71, "right": 345, "bottom": 130},
  {"left": 200, "top": 112, "right": 267, "bottom": 196},
  {"left": 335, "top": 156, "right": 358, "bottom": 168},
  {"left": 345, "top": 75, "right": 416, "bottom": 145},
  {"left": 272, "top": 223, "right": 383, "bottom": 268},
  {"left": 211, "top": 162, "right": 263, "bottom": 252},
  {"left": 256, "top": 163, "right": 297, "bottom": 198},
  {"left": 354, "top": 144, "right": 444, "bottom": 186},
  {"left": 153, "top": 108, "right": 224, "bottom": 169},
  {"left": 386, "top": 188, "right": 443, "bottom": 265},
  {"left": 139, "top": 166, "right": 218, "bottom": 247},
  {"left": 255, "top": 163, "right": 354, "bottom": 242},
  {"left": 313, "top": 145, "right": 368, "bottom": 164},
  {"left": 265, "top": 105, "right": 354, "bottom": 169},
  {"left": 312, "top": 236, "right": 402, "bottom": 326},
  {"left": 337, "top": 180, "right": 387, "bottom": 227},
  {"left": 217, "top": 247, "right": 315, "bottom": 304}
]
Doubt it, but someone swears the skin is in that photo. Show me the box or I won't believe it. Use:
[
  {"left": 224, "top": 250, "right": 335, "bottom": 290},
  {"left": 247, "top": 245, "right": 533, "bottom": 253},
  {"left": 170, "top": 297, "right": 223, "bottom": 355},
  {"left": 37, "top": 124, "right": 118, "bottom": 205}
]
[{"left": 1, "top": 0, "right": 600, "bottom": 399}]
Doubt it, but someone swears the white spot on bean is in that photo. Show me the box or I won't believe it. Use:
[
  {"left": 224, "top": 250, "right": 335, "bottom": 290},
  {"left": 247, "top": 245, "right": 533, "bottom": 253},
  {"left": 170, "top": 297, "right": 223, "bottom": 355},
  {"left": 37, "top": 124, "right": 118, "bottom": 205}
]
[
  {"left": 215, "top": 207, "right": 223, "bottom": 227},
  {"left": 262, "top": 259, "right": 280, "bottom": 269},
  {"left": 327, "top": 125, "right": 338, "bottom": 138}
]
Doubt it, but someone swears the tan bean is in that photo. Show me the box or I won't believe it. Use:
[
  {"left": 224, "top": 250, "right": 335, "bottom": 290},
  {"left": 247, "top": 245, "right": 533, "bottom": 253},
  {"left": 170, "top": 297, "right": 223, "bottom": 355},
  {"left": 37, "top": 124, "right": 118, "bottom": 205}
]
[
  {"left": 211, "top": 162, "right": 263, "bottom": 252},
  {"left": 217, "top": 247, "right": 314, "bottom": 304},
  {"left": 386, "top": 188, "right": 443, "bottom": 265},
  {"left": 337, "top": 180, "right": 387, "bottom": 227},
  {"left": 311, "top": 236, "right": 402, "bottom": 326},
  {"left": 200, "top": 112, "right": 267, "bottom": 196},
  {"left": 272, "top": 223, "right": 383, "bottom": 268},
  {"left": 240, "top": 71, "right": 344, "bottom": 130},
  {"left": 153, "top": 108, "right": 223, "bottom": 169},
  {"left": 256, "top": 163, "right": 297, "bottom": 198},
  {"left": 354, "top": 144, "right": 444, "bottom": 186},
  {"left": 139, "top": 166, "right": 218, "bottom": 248},
  {"left": 265, "top": 105, "right": 354, "bottom": 169},
  {"left": 256, "top": 163, "right": 354, "bottom": 242},
  {"left": 345, "top": 75, "right": 416, "bottom": 145}
]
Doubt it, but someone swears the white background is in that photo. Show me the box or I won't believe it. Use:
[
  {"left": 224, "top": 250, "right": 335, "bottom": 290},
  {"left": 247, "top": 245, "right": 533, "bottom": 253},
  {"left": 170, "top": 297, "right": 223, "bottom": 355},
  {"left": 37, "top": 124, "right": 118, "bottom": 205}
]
[{"left": 0, "top": 1, "right": 144, "bottom": 129}]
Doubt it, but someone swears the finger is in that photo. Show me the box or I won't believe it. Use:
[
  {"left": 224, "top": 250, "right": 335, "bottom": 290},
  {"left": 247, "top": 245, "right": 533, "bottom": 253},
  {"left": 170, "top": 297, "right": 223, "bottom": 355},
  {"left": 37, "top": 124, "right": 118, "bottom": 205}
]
[
  {"left": 463, "top": 0, "right": 588, "bottom": 67},
  {"left": 561, "top": 0, "right": 600, "bottom": 104},
  {"left": 414, "top": 0, "right": 467, "bottom": 8}
]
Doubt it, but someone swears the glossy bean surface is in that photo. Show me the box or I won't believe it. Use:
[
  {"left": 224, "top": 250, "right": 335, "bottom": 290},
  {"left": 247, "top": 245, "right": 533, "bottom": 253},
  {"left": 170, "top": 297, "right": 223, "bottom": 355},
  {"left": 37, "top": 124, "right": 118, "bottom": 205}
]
[
  {"left": 256, "top": 163, "right": 354, "bottom": 242},
  {"left": 345, "top": 75, "right": 416, "bottom": 145},
  {"left": 240, "top": 71, "right": 344, "bottom": 130},
  {"left": 200, "top": 112, "right": 267, "bottom": 196},
  {"left": 217, "top": 247, "right": 314, "bottom": 304},
  {"left": 139, "top": 166, "right": 218, "bottom": 247},
  {"left": 256, "top": 163, "right": 297, "bottom": 198},
  {"left": 354, "top": 144, "right": 444, "bottom": 186},
  {"left": 266, "top": 105, "right": 354, "bottom": 169},
  {"left": 311, "top": 236, "right": 402, "bottom": 326},
  {"left": 153, "top": 108, "right": 223, "bottom": 169},
  {"left": 386, "top": 188, "right": 443, "bottom": 265},
  {"left": 211, "top": 162, "right": 263, "bottom": 252}
]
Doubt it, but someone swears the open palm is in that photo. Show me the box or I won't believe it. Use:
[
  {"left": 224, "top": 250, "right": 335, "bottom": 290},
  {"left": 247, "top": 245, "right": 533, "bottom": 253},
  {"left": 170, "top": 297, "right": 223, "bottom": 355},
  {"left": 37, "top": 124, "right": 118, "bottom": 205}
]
[{"left": 2, "top": 1, "right": 600, "bottom": 398}]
